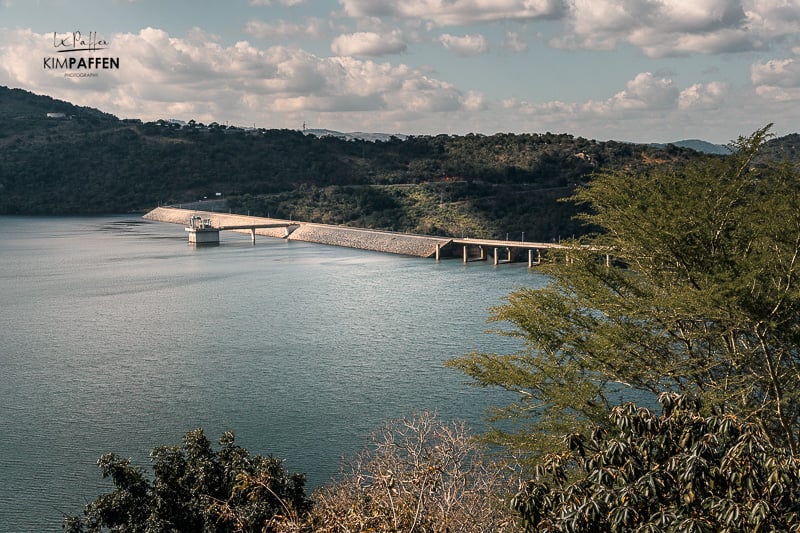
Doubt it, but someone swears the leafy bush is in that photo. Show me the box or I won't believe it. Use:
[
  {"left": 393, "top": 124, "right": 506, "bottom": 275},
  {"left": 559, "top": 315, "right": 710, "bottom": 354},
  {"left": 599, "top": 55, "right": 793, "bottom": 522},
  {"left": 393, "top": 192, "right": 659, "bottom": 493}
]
[
  {"left": 512, "top": 393, "right": 800, "bottom": 532},
  {"left": 64, "top": 429, "right": 308, "bottom": 532}
]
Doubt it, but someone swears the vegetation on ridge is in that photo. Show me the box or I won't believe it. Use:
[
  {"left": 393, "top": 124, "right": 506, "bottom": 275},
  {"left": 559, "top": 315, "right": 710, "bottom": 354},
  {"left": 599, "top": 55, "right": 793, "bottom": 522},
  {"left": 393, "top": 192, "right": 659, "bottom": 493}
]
[{"left": 0, "top": 85, "right": 732, "bottom": 242}]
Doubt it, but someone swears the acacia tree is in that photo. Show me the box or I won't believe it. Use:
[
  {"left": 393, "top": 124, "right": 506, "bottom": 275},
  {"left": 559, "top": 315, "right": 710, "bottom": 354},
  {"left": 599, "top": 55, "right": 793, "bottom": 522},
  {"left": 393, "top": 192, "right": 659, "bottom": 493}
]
[
  {"left": 512, "top": 393, "right": 800, "bottom": 532},
  {"left": 447, "top": 126, "right": 800, "bottom": 457}
]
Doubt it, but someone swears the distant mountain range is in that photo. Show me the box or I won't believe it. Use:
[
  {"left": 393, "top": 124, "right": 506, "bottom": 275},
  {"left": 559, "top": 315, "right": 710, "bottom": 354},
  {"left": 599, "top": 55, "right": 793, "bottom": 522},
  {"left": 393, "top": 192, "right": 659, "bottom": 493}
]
[
  {"left": 304, "top": 128, "right": 731, "bottom": 154},
  {"left": 650, "top": 139, "right": 731, "bottom": 155},
  {"left": 302, "top": 128, "right": 408, "bottom": 142}
]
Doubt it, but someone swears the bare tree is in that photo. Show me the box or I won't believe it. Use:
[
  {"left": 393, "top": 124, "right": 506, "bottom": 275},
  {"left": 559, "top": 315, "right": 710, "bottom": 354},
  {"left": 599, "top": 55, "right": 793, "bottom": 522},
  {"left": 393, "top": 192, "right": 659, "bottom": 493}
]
[{"left": 286, "top": 412, "right": 520, "bottom": 532}]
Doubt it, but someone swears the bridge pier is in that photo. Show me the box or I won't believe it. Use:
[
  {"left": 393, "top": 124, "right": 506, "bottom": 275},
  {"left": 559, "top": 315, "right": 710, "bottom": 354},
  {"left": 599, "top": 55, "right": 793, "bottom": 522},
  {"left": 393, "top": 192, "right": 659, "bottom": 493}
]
[
  {"left": 491, "top": 247, "right": 514, "bottom": 265},
  {"left": 528, "top": 248, "right": 543, "bottom": 268},
  {"left": 461, "top": 244, "right": 489, "bottom": 263}
]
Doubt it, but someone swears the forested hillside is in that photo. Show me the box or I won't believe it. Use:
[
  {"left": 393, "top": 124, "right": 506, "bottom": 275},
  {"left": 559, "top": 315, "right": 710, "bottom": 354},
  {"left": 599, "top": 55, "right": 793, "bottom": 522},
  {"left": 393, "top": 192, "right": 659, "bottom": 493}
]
[{"left": 3, "top": 86, "right": 794, "bottom": 240}]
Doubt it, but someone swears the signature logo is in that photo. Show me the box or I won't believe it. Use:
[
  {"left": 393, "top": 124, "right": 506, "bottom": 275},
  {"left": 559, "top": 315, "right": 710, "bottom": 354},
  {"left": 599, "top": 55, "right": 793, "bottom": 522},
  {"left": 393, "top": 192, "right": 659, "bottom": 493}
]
[
  {"left": 44, "top": 31, "right": 119, "bottom": 78},
  {"left": 53, "top": 31, "right": 109, "bottom": 53}
]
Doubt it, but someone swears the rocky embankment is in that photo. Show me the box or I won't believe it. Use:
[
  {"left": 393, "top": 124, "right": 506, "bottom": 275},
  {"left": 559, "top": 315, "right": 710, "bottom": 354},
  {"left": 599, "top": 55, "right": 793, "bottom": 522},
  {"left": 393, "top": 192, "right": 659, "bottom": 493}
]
[
  {"left": 289, "top": 223, "right": 449, "bottom": 257},
  {"left": 143, "top": 207, "right": 450, "bottom": 257}
]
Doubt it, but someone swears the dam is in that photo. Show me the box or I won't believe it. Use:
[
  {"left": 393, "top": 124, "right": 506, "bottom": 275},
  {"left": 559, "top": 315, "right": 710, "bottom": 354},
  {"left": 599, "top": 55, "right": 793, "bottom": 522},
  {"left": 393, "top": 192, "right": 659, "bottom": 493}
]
[{"left": 144, "top": 206, "right": 571, "bottom": 266}]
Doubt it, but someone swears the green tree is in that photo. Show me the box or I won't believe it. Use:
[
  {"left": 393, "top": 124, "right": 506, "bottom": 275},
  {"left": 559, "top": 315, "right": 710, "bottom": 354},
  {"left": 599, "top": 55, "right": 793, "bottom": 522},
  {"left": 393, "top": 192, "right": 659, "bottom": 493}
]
[
  {"left": 512, "top": 393, "right": 800, "bottom": 532},
  {"left": 64, "top": 429, "right": 309, "bottom": 532},
  {"left": 447, "top": 126, "right": 800, "bottom": 457}
]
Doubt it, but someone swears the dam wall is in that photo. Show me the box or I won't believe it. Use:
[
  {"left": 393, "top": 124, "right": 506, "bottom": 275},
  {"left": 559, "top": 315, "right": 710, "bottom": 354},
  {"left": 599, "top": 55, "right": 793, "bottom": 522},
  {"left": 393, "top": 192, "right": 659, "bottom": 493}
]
[
  {"left": 288, "top": 223, "right": 450, "bottom": 258},
  {"left": 143, "top": 207, "right": 450, "bottom": 258},
  {"left": 143, "top": 207, "right": 297, "bottom": 239}
]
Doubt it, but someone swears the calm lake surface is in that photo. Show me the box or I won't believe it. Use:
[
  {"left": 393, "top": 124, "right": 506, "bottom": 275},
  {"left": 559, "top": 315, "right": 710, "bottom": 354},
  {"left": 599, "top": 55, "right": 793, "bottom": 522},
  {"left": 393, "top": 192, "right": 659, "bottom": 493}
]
[{"left": 0, "top": 215, "right": 543, "bottom": 531}]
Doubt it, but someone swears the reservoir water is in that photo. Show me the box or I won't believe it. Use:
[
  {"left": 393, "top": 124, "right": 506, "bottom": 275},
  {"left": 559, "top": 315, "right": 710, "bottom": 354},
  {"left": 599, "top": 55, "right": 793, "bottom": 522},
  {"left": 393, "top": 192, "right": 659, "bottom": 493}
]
[{"left": 0, "top": 216, "right": 542, "bottom": 531}]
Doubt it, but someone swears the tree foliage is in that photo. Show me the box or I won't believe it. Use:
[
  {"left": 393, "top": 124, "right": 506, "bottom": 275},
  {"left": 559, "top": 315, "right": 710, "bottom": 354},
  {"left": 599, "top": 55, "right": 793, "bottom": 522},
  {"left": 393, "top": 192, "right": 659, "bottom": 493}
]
[
  {"left": 64, "top": 429, "right": 309, "bottom": 533},
  {"left": 512, "top": 393, "right": 800, "bottom": 532},
  {"left": 64, "top": 415, "right": 521, "bottom": 532},
  {"left": 285, "top": 412, "right": 520, "bottom": 532},
  {"left": 447, "top": 126, "right": 800, "bottom": 457}
]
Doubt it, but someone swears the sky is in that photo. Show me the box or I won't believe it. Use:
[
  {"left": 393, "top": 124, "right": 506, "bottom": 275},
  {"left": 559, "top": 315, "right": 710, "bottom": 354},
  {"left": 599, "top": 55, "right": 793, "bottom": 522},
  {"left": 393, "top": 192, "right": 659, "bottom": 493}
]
[{"left": 1, "top": 0, "right": 799, "bottom": 143}]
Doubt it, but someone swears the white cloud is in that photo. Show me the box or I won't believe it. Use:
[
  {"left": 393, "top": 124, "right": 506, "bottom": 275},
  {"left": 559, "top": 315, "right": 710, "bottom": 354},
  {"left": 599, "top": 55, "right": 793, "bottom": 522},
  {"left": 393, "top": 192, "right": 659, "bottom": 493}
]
[
  {"left": 0, "top": 27, "right": 483, "bottom": 128},
  {"left": 463, "top": 90, "right": 488, "bottom": 111},
  {"left": 657, "top": 0, "right": 747, "bottom": 33},
  {"left": 556, "top": 0, "right": 800, "bottom": 57},
  {"left": 271, "top": 93, "right": 385, "bottom": 112},
  {"left": 585, "top": 72, "right": 681, "bottom": 114},
  {"left": 339, "top": 0, "right": 567, "bottom": 26},
  {"left": 2, "top": 24, "right": 796, "bottom": 143},
  {"left": 503, "top": 31, "right": 528, "bottom": 52},
  {"left": 488, "top": 74, "right": 743, "bottom": 142},
  {"left": 748, "top": 0, "right": 800, "bottom": 35},
  {"left": 245, "top": 18, "right": 327, "bottom": 40},
  {"left": 752, "top": 57, "right": 800, "bottom": 87},
  {"left": 384, "top": 77, "right": 463, "bottom": 112},
  {"left": 331, "top": 30, "right": 407, "bottom": 56},
  {"left": 438, "top": 33, "right": 489, "bottom": 56},
  {"left": 754, "top": 85, "right": 800, "bottom": 101},
  {"left": 631, "top": 28, "right": 757, "bottom": 57},
  {"left": 752, "top": 55, "right": 800, "bottom": 101},
  {"left": 679, "top": 81, "right": 729, "bottom": 109}
]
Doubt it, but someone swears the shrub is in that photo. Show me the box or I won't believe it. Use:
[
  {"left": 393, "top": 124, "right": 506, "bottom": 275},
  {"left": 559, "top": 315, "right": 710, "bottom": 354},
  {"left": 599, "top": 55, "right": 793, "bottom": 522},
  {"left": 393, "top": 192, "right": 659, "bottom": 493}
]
[
  {"left": 512, "top": 393, "right": 800, "bottom": 532},
  {"left": 291, "top": 412, "right": 520, "bottom": 532}
]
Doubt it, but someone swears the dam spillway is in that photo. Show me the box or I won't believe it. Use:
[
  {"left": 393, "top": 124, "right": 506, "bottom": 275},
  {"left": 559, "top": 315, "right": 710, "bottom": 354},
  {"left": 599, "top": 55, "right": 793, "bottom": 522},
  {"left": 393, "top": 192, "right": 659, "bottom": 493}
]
[
  {"left": 143, "top": 206, "right": 574, "bottom": 266},
  {"left": 143, "top": 207, "right": 450, "bottom": 258}
]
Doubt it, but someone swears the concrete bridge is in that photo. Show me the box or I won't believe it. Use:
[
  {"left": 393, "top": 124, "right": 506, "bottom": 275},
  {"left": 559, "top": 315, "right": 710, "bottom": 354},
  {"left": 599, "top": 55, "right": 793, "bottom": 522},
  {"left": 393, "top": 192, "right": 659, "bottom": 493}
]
[
  {"left": 144, "top": 206, "right": 591, "bottom": 267},
  {"left": 444, "top": 237, "right": 570, "bottom": 267}
]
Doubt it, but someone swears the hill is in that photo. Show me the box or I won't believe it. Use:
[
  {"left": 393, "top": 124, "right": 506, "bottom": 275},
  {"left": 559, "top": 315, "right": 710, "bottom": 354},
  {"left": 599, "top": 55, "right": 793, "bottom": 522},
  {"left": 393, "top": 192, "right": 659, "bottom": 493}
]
[
  {"left": 1, "top": 86, "right": 793, "bottom": 240},
  {"left": 651, "top": 139, "right": 731, "bottom": 154},
  {"left": 760, "top": 132, "right": 800, "bottom": 161},
  {"left": 303, "top": 128, "right": 408, "bottom": 142}
]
